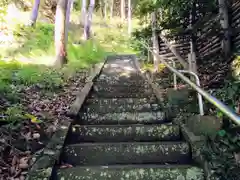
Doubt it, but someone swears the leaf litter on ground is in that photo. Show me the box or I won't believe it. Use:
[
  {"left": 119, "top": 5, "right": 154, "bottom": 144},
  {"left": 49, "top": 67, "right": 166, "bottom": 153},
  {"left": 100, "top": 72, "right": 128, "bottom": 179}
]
[{"left": 0, "top": 64, "right": 88, "bottom": 180}]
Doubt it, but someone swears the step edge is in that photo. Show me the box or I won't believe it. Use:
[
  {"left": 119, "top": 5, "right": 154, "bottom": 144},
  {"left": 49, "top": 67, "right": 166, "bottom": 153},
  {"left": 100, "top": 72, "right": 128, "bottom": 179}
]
[
  {"left": 65, "top": 141, "right": 189, "bottom": 147},
  {"left": 57, "top": 164, "right": 202, "bottom": 170},
  {"left": 71, "top": 123, "right": 176, "bottom": 128}
]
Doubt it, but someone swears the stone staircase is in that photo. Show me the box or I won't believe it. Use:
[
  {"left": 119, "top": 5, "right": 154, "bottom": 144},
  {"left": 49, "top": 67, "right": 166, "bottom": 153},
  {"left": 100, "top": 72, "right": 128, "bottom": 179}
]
[{"left": 53, "top": 55, "right": 205, "bottom": 179}]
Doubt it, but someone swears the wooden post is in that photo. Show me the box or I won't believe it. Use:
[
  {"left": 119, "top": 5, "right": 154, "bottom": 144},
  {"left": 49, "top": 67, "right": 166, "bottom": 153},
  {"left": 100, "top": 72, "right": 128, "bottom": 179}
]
[
  {"left": 189, "top": 0, "right": 197, "bottom": 75},
  {"left": 218, "top": 0, "right": 231, "bottom": 58},
  {"left": 151, "top": 11, "right": 160, "bottom": 72}
]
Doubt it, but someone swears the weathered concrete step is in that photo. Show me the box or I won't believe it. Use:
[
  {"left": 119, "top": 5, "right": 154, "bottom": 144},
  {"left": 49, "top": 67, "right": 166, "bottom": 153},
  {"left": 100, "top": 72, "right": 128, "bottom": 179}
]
[
  {"left": 83, "top": 98, "right": 162, "bottom": 113},
  {"left": 85, "top": 97, "right": 158, "bottom": 105},
  {"left": 92, "top": 84, "right": 152, "bottom": 94},
  {"left": 78, "top": 111, "right": 170, "bottom": 125},
  {"left": 98, "top": 72, "right": 143, "bottom": 81},
  {"left": 62, "top": 141, "right": 190, "bottom": 165},
  {"left": 56, "top": 165, "right": 204, "bottom": 180},
  {"left": 67, "top": 123, "right": 180, "bottom": 143},
  {"left": 95, "top": 75, "right": 148, "bottom": 86},
  {"left": 89, "top": 91, "right": 154, "bottom": 98},
  {"left": 95, "top": 79, "right": 149, "bottom": 86}
]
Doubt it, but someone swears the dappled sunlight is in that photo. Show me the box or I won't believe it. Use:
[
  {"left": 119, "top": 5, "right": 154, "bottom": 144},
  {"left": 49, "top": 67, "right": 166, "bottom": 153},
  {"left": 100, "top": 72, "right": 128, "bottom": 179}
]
[{"left": 231, "top": 56, "right": 240, "bottom": 80}]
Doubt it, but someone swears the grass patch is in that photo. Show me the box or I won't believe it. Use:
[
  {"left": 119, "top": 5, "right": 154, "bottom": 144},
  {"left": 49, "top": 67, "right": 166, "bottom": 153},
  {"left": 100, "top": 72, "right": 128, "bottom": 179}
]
[{"left": 0, "top": 10, "right": 139, "bottom": 125}]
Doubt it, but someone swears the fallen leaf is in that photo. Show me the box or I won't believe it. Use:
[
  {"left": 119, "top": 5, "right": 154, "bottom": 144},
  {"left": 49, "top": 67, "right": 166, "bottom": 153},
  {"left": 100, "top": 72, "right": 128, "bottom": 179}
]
[{"left": 25, "top": 114, "right": 42, "bottom": 124}]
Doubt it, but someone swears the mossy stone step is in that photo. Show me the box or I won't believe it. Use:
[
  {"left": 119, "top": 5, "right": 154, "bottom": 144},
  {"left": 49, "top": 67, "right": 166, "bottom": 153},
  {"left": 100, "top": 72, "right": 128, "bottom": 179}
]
[
  {"left": 89, "top": 91, "right": 154, "bottom": 98},
  {"left": 83, "top": 98, "right": 162, "bottom": 113},
  {"left": 95, "top": 80, "right": 149, "bottom": 86},
  {"left": 86, "top": 97, "right": 158, "bottom": 105},
  {"left": 95, "top": 76, "right": 148, "bottom": 86},
  {"left": 78, "top": 111, "right": 170, "bottom": 125},
  {"left": 56, "top": 165, "right": 204, "bottom": 180},
  {"left": 92, "top": 84, "right": 152, "bottom": 94},
  {"left": 62, "top": 141, "right": 190, "bottom": 165},
  {"left": 67, "top": 123, "right": 180, "bottom": 143}
]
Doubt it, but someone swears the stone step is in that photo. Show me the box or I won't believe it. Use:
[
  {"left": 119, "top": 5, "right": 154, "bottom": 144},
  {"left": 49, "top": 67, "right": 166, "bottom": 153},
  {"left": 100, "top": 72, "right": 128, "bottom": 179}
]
[
  {"left": 85, "top": 97, "right": 158, "bottom": 105},
  {"left": 91, "top": 85, "right": 153, "bottom": 98},
  {"left": 94, "top": 79, "right": 149, "bottom": 86},
  {"left": 89, "top": 91, "right": 154, "bottom": 98},
  {"left": 95, "top": 80, "right": 149, "bottom": 86},
  {"left": 83, "top": 98, "right": 162, "bottom": 113},
  {"left": 67, "top": 123, "right": 180, "bottom": 143},
  {"left": 56, "top": 165, "right": 204, "bottom": 180},
  {"left": 97, "top": 73, "right": 145, "bottom": 83},
  {"left": 62, "top": 141, "right": 190, "bottom": 166},
  {"left": 95, "top": 75, "right": 148, "bottom": 86},
  {"left": 92, "top": 84, "right": 152, "bottom": 93},
  {"left": 78, "top": 111, "right": 170, "bottom": 125}
]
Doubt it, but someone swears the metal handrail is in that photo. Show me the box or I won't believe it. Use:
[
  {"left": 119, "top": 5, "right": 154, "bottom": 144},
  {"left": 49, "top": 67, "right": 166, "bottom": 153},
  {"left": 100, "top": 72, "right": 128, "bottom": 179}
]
[
  {"left": 162, "top": 60, "right": 204, "bottom": 116},
  {"left": 178, "top": 70, "right": 204, "bottom": 116},
  {"left": 139, "top": 42, "right": 240, "bottom": 125}
]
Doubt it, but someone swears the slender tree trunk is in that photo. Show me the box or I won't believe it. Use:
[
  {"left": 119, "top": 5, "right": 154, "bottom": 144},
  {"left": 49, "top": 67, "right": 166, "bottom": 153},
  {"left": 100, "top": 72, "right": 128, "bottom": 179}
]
[
  {"left": 54, "top": 0, "right": 68, "bottom": 67},
  {"left": 29, "top": 0, "right": 41, "bottom": 26},
  {"left": 84, "top": 0, "right": 95, "bottom": 40},
  {"left": 110, "top": 0, "right": 114, "bottom": 19},
  {"left": 104, "top": 0, "right": 107, "bottom": 20},
  {"left": 100, "top": 0, "right": 104, "bottom": 18},
  {"left": 120, "top": 0, "right": 125, "bottom": 22},
  {"left": 80, "top": 0, "right": 87, "bottom": 25},
  {"left": 151, "top": 11, "right": 159, "bottom": 72},
  {"left": 127, "top": 0, "right": 131, "bottom": 35},
  {"left": 65, "top": 0, "right": 73, "bottom": 43}
]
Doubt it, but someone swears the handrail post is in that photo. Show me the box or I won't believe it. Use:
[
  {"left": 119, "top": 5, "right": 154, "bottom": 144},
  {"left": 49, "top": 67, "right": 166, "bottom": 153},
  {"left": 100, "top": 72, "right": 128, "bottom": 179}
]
[
  {"left": 178, "top": 70, "right": 204, "bottom": 116},
  {"left": 168, "top": 59, "right": 177, "bottom": 90}
]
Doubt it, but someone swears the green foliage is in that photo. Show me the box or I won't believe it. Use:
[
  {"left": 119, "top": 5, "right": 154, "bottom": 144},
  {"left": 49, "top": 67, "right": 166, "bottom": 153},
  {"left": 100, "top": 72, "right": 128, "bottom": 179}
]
[
  {"left": 12, "top": 23, "right": 55, "bottom": 57},
  {"left": 4, "top": 105, "right": 25, "bottom": 123},
  {"left": 68, "top": 40, "right": 107, "bottom": 68},
  {"left": 211, "top": 79, "right": 240, "bottom": 118},
  {"left": 130, "top": 26, "right": 152, "bottom": 60},
  {"left": 0, "top": 0, "right": 8, "bottom": 22},
  {"left": 203, "top": 127, "right": 240, "bottom": 179},
  {"left": 131, "top": 0, "right": 218, "bottom": 59}
]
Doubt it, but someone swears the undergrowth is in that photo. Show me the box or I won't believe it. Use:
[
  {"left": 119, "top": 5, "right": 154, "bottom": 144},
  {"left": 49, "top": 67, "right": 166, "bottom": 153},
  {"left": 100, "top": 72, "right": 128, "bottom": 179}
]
[{"left": 0, "top": 22, "right": 110, "bottom": 126}]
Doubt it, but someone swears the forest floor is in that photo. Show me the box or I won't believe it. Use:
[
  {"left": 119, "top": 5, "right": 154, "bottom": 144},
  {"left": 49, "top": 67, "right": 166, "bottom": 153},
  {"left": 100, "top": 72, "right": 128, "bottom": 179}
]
[{"left": 0, "top": 7, "right": 138, "bottom": 180}]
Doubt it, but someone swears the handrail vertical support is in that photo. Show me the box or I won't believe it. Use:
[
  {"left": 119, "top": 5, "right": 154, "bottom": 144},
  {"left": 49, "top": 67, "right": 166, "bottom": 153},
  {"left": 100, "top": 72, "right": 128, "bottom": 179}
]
[
  {"left": 172, "top": 60, "right": 177, "bottom": 90},
  {"left": 167, "top": 59, "right": 177, "bottom": 90},
  {"left": 179, "top": 70, "right": 204, "bottom": 116}
]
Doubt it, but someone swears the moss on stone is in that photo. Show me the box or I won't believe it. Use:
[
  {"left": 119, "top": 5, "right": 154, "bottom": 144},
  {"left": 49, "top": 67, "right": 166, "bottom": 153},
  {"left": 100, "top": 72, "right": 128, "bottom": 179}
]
[
  {"left": 62, "top": 142, "right": 190, "bottom": 165},
  {"left": 56, "top": 165, "right": 204, "bottom": 180}
]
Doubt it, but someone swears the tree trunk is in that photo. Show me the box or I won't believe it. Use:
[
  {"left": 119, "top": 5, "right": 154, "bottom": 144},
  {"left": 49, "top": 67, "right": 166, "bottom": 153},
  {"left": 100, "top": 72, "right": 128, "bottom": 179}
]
[
  {"left": 29, "top": 0, "right": 41, "bottom": 26},
  {"left": 54, "top": 0, "right": 68, "bottom": 67},
  {"left": 84, "top": 0, "right": 95, "bottom": 40},
  {"left": 218, "top": 0, "right": 230, "bottom": 58},
  {"left": 104, "top": 0, "right": 107, "bottom": 20},
  {"left": 127, "top": 0, "right": 131, "bottom": 34},
  {"left": 110, "top": 0, "right": 114, "bottom": 19},
  {"left": 65, "top": 0, "right": 73, "bottom": 43},
  {"left": 120, "top": 0, "right": 125, "bottom": 22},
  {"left": 100, "top": 0, "right": 104, "bottom": 18},
  {"left": 151, "top": 11, "right": 159, "bottom": 72},
  {"left": 80, "top": 0, "right": 87, "bottom": 25}
]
